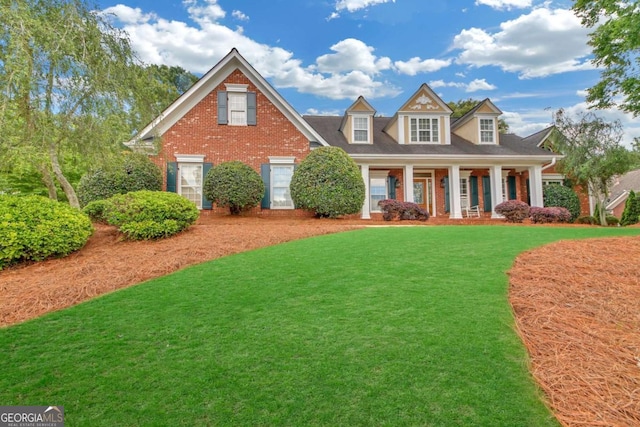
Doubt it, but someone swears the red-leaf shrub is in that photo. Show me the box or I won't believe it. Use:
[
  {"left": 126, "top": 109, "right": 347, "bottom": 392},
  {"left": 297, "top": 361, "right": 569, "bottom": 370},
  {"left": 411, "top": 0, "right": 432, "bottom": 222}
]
[
  {"left": 494, "top": 200, "right": 530, "bottom": 223},
  {"left": 529, "top": 206, "right": 572, "bottom": 224},
  {"left": 378, "top": 199, "right": 429, "bottom": 221}
]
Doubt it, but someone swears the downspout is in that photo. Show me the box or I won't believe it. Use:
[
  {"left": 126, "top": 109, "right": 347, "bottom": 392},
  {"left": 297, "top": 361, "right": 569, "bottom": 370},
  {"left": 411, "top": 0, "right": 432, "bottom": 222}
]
[{"left": 541, "top": 156, "right": 556, "bottom": 171}]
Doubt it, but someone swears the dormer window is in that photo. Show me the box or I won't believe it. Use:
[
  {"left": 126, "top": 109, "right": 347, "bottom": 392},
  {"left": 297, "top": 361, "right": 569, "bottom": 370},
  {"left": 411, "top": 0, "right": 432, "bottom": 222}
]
[
  {"left": 410, "top": 117, "right": 439, "bottom": 143},
  {"left": 480, "top": 118, "right": 495, "bottom": 143},
  {"left": 353, "top": 115, "right": 370, "bottom": 143}
]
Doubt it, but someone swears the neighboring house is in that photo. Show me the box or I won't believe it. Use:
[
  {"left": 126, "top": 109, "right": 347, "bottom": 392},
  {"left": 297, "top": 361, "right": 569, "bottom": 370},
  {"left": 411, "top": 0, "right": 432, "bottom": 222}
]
[
  {"left": 606, "top": 169, "right": 640, "bottom": 218},
  {"left": 127, "top": 48, "right": 562, "bottom": 220}
]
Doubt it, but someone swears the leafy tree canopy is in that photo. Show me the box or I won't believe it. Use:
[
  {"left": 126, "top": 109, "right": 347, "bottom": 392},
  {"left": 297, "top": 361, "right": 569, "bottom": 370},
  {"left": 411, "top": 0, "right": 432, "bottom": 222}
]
[
  {"left": 573, "top": 0, "right": 640, "bottom": 115},
  {"left": 552, "top": 109, "right": 636, "bottom": 226}
]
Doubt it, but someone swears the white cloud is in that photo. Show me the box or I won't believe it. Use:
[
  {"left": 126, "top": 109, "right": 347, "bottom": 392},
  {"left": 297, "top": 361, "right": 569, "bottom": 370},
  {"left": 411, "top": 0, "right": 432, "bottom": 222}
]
[
  {"left": 104, "top": 3, "right": 400, "bottom": 100},
  {"left": 452, "top": 6, "right": 594, "bottom": 78},
  {"left": 394, "top": 57, "right": 452, "bottom": 76},
  {"left": 232, "top": 10, "right": 249, "bottom": 21},
  {"left": 428, "top": 79, "right": 496, "bottom": 93},
  {"left": 475, "top": 0, "right": 532, "bottom": 11},
  {"left": 315, "top": 38, "right": 392, "bottom": 75},
  {"left": 305, "top": 108, "right": 343, "bottom": 116},
  {"left": 335, "top": 0, "right": 395, "bottom": 13}
]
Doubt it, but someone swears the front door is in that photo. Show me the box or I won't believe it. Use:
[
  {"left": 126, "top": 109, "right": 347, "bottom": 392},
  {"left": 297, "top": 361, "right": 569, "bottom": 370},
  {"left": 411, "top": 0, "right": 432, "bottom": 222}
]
[{"left": 413, "top": 178, "right": 434, "bottom": 214}]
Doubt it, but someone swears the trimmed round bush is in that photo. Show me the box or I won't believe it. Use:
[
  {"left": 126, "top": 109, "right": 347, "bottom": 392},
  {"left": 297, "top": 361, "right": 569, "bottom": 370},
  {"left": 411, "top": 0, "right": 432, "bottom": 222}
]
[
  {"left": 378, "top": 199, "right": 429, "bottom": 221},
  {"left": 575, "top": 215, "right": 597, "bottom": 225},
  {"left": 529, "top": 206, "right": 572, "bottom": 224},
  {"left": 542, "top": 184, "right": 581, "bottom": 222},
  {"left": 0, "top": 195, "right": 93, "bottom": 269},
  {"left": 203, "top": 161, "right": 264, "bottom": 215},
  {"left": 101, "top": 191, "right": 199, "bottom": 240},
  {"left": 77, "top": 153, "right": 162, "bottom": 206},
  {"left": 290, "top": 147, "right": 365, "bottom": 218},
  {"left": 495, "top": 200, "right": 530, "bottom": 223}
]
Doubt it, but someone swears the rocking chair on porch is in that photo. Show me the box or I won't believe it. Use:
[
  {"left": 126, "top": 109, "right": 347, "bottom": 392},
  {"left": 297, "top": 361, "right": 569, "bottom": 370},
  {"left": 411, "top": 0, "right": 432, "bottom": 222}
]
[{"left": 461, "top": 196, "right": 481, "bottom": 218}]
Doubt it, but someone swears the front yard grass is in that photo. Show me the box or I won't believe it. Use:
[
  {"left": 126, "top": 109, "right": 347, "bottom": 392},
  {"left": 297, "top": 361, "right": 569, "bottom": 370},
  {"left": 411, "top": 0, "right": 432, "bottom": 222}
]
[{"left": 1, "top": 225, "right": 638, "bottom": 426}]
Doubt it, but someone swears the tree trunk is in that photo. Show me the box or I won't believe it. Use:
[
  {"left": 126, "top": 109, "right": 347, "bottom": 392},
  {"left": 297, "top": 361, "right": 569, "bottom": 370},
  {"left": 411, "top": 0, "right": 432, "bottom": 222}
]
[
  {"left": 39, "top": 164, "right": 58, "bottom": 200},
  {"left": 48, "top": 142, "right": 79, "bottom": 208}
]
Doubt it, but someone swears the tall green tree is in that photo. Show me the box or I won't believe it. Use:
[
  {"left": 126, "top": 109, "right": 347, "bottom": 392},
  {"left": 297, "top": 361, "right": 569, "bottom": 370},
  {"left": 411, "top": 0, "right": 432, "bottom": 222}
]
[
  {"left": 447, "top": 99, "right": 509, "bottom": 133},
  {"left": 0, "top": 0, "right": 160, "bottom": 207},
  {"left": 573, "top": 0, "right": 640, "bottom": 115},
  {"left": 552, "top": 109, "right": 636, "bottom": 226}
]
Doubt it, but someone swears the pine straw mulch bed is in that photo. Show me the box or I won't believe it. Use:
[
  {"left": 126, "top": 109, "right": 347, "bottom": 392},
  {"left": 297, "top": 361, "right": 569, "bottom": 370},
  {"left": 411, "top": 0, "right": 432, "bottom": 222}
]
[
  {"left": 1, "top": 215, "right": 639, "bottom": 425},
  {"left": 509, "top": 235, "right": 640, "bottom": 427}
]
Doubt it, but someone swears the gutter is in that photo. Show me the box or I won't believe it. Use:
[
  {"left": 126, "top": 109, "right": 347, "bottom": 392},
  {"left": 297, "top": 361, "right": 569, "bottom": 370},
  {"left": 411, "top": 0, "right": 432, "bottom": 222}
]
[{"left": 541, "top": 156, "right": 557, "bottom": 171}]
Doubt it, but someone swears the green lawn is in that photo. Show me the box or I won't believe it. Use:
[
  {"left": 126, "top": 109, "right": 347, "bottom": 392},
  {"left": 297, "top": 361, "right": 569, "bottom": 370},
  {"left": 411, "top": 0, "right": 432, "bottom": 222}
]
[{"left": 2, "top": 225, "right": 639, "bottom": 426}]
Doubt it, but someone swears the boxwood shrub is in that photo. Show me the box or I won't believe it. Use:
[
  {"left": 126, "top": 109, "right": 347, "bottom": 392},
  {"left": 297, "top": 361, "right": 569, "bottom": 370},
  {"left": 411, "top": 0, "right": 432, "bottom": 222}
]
[
  {"left": 98, "top": 191, "right": 199, "bottom": 240},
  {"left": 77, "top": 153, "right": 162, "bottom": 206},
  {"left": 494, "top": 200, "right": 530, "bottom": 223},
  {"left": 542, "top": 184, "right": 581, "bottom": 222},
  {"left": 0, "top": 195, "right": 93, "bottom": 269},
  {"left": 290, "top": 147, "right": 365, "bottom": 218},
  {"left": 203, "top": 161, "right": 264, "bottom": 215}
]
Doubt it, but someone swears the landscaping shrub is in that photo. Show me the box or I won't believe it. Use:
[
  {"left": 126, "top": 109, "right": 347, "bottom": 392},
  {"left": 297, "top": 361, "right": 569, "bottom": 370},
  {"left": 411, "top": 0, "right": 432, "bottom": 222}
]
[
  {"left": 290, "top": 147, "right": 365, "bottom": 218},
  {"left": 575, "top": 215, "right": 597, "bottom": 225},
  {"left": 620, "top": 190, "right": 640, "bottom": 226},
  {"left": 0, "top": 195, "right": 93, "bottom": 269},
  {"left": 494, "top": 200, "right": 530, "bottom": 223},
  {"left": 203, "top": 161, "right": 264, "bottom": 215},
  {"left": 101, "top": 191, "right": 199, "bottom": 240},
  {"left": 83, "top": 199, "right": 110, "bottom": 222},
  {"left": 606, "top": 215, "right": 620, "bottom": 226},
  {"left": 543, "top": 184, "right": 581, "bottom": 222},
  {"left": 77, "top": 153, "right": 162, "bottom": 206},
  {"left": 529, "top": 206, "right": 572, "bottom": 224},
  {"left": 378, "top": 199, "right": 429, "bottom": 221}
]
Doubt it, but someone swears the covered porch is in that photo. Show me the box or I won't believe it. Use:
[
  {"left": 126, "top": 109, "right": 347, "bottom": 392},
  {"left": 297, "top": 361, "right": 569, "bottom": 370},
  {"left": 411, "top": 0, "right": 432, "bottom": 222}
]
[{"left": 358, "top": 161, "right": 546, "bottom": 220}]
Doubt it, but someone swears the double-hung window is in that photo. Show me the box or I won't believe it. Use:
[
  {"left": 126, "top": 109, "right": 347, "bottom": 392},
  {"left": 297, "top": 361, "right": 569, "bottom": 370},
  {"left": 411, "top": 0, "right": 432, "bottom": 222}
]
[
  {"left": 370, "top": 172, "right": 388, "bottom": 212},
  {"left": 353, "top": 116, "right": 369, "bottom": 143},
  {"left": 410, "top": 117, "right": 439, "bottom": 143},
  {"left": 228, "top": 92, "right": 247, "bottom": 125},
  {"left": 480, "top": 118, "right": 495, "bottom": 143},
  {"left": 218, "top": 84, "right": 256, "bottom": 126},
  {"left": 271, "top": 165, "right": 294, "bottom": 208}
]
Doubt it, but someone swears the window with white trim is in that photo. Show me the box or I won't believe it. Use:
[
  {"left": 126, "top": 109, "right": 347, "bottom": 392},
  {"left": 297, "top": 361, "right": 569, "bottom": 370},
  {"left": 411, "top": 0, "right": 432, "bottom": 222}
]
[
  {"left": 410, "top": 117, "right": 439, "bottom": 143},
  {"left": 228, "top": 92, "right": 247, "bottom": 125},
  {"left": 353, "top": 116, "right": 369, "bottom": 143},
  {"left": 179, "top": 163, "right": 203, "bottom": 209},
  {"left": 370, "top": 172, "right": 388, "bottom": 212},
  {"left": 271, "top": 165, "right": 294, "bottom": 208},
  {"left": 480, "top": 119, "right": 495, "bottom": 143}
]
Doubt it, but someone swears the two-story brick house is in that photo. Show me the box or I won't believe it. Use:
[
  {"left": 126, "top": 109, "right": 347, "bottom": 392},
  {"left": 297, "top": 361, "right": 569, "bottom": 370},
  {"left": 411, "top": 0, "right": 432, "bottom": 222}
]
[{"left": 127, "top": 48, "right": 562, "bottom": 220}]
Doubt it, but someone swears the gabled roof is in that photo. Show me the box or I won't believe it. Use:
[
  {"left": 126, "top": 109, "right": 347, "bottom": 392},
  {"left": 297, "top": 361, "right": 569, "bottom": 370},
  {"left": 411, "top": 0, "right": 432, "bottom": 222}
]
[
  {"left": 451, "top": 99, "right": 502, "bottom": 131},
  {"left": 397, "top": 83, "right": 453, "bottom": 114},
  {"left": 340, "top": 96, "right": 376, "bottom": 131},
  {"left": 126, "top": 48, "right": 328, "bottom": 147},
  {"left": 522, "top": 125, "right": 556, "bottom": 149},
  {"left": 607, "top": 169, "right": 640, "bottom": 209}
]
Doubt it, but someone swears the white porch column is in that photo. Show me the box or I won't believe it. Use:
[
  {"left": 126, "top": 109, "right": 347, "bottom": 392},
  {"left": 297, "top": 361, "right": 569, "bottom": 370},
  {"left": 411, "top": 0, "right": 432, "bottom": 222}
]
[
  {"left": 528, "top": 165, "right": 543, "bottom": 208},
  {"left": 449, "top": 165, "right": 462, "bottom": 219},
  {"left": 361, "top": 164, "right": 371, "bottom": 219},
  {"left": 404, "top": 164, "right": 414, "bottom": 202},
  {"left": 490, "top": 165, "right": 503, "bottom": 218}
]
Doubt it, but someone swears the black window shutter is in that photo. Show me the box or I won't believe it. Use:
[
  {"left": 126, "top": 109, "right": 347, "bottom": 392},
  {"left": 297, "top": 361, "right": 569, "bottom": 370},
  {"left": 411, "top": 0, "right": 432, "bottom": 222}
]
[
  {"left": 202, "top": 162, "right": 213, "bottom": 209},
  {"left": 508, "top": 175, "right": 517, "bottom": 200},
  {"left": 247, "top": 92, "right": 257, "bottom": 125},
  {"left": 217, "top": 91, "right": 227, "bottom": 125},
  {"left": 387, "top": 176, "right": 396, "bottom": 200},
  {"left": 482, "top": 176, "right": 491, "bottom": 212},
  {"left": 444, "top": 176, "right": 449, "bottom": 213},
  {"left": 167, "top": 162, "right": 177, "bottom": 193},
  {"left": 470, "top": 176, "right": 479, "bottom": 206},
  {"left": 260, "top": 163, "right": 270, "bottom": 209}
]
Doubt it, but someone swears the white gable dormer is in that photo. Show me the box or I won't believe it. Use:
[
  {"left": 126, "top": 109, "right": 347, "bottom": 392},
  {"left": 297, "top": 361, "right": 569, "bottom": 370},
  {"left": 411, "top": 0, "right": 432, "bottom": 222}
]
[
  {"left": 340, "top": 96, "right": 376, "bottom": 144},
  {"left": 384, "top": 84, "right": 453, "bottom": 145},
  {"left": 451, "top": 99, "right": 502, "bottom": 145}
]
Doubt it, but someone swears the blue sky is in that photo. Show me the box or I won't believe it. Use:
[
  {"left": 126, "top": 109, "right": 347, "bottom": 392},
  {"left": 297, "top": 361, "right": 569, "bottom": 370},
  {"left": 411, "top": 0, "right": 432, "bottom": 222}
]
[{"left": 97, "top": 0, "right": 638, "bottom": 145}]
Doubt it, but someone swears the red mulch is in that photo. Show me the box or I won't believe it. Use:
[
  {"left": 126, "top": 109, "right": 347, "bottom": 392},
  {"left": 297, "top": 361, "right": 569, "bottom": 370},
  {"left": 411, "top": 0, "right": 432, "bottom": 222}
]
[
  {"left": 1, "top": 215, "right": 639, "bottom": 426},
  {"left": 509, "top": 236, "right": 640, "bottom": 426}
]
